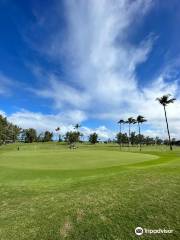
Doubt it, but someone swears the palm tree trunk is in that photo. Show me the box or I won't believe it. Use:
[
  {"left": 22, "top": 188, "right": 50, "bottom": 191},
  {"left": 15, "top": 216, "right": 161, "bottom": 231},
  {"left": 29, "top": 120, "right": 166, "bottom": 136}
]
[
  {"left": 128, "top": 124, "right": 131, "bottom": 147},
  {"left": 138, "top": 123, "right": 141, "bottom": 151},
  {"left": 163, "top": 106, "right": 172, "bottom": 150},
  {"left": 120, "top": 124, "right": 122, "bottom": 149}
]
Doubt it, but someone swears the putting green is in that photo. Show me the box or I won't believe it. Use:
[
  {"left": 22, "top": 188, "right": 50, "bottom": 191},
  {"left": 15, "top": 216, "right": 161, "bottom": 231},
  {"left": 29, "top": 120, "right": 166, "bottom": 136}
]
[
  {"left": 0, "top": 143, "right": 179, "bottom": 240},
  {"left": 0, "top": 148, "right": 158, "bottom": 170}
]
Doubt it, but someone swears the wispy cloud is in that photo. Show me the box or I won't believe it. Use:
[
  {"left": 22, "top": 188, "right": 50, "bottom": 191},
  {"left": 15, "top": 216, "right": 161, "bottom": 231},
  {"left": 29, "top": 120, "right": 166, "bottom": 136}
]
[
  {"left": 11, "top": 0, "right": 180, "bottom": 138},
  {"left": 31, "top": 0, "right": 154, "bottom": 113},
  {"left": 0, "top": 72, "right": 13, "bottom": 95}
]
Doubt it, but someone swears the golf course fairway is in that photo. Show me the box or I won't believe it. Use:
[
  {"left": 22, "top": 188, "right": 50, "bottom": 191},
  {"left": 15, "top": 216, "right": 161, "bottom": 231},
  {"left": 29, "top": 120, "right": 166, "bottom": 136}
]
[{"left": 0, "top": 143, "right": 179, "bottom": 239}]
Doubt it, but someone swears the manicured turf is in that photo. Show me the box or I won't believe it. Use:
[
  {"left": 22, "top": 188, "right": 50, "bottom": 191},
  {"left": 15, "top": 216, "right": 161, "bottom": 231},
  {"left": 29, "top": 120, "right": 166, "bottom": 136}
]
[{"left": 0, "top": 143, "right": 179, "bottom": 240}]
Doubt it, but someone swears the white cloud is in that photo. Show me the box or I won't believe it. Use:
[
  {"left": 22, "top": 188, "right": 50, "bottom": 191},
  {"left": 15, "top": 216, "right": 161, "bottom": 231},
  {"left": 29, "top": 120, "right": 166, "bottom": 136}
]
[
  {"left": 31, "top": 0, "right": 154, "bottom": 113},
  {"left": 8, "top": 109, "right": 87, "bottom": 131},
  {"left": 1, "top": 103, "right": 179, "bottom": 140},
  {"left": 33, "top": 75, "right": 90, "bottom": 109},
  {"left": 17, "top": 0, "right": 180, "bottom": 138},
  {"left": 5, "top": 109, "right": 115, "bottom": 140},
  {"left": 81, "top": 125, "right": 116, "bottom": 140}
]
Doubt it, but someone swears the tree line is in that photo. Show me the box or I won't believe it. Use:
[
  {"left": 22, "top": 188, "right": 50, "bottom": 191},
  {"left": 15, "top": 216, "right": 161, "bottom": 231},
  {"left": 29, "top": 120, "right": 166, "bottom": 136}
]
[
  {"left": 117, "top": 115, "right": 147, "bottom": 151},
  {"left": 0, "top": 115, "right": 21, "bottom": 144},
  {"left": 0, "top": 94, "right": 178, "bottom": 150},
  {"left": 20, "top": 129, "right": 53, "bottom": 143},
  {"left": 116, "top": 132, "right": 179, "bottom": 146},
  {"left": 116, "top": 94, "right": 177, "bottom": 150},
  {"left": 0, "top": 116, "right": 99, "bottom": 145}
]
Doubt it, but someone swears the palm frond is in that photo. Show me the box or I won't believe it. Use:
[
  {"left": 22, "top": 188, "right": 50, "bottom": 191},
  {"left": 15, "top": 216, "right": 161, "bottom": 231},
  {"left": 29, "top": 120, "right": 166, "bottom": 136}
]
[
  {"left": 156, "top": 94, "right": 176, "bottom": 106},
  {"left": 118, "top": 119, "right": 124, "bottom": 124},
  {"left": 137, "top": 115, "right": 147, "bottom": 123},
  {"left": 167, "top": 98, "right": 176, "bottom": 104},
  {"left": 127, "top": 117, "right": 136, "bottom": 124}
]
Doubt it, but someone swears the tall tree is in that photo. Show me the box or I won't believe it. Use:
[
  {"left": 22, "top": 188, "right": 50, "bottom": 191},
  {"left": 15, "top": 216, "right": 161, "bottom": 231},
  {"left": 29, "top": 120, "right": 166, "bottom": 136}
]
[
  {"left": 156, "top": 94, "right": 176, "bottom": 150},
  {"left": 23, "top": 128, "right": 37, "bottom": 143},
  {"left": 130, "top": 132, "right": 137, "bottom": 145},
  {"left": 89, "top": 132, "right": 98, "bottom": 144},
  {"left": 64, "top": 131, "right": 80, "bottom": 145},
  {"left": 43, "top": 131, "right": 53, "bottom": 142},
  {"left": 0, "top": 115, "right": 21, "bottom": 144},
  {"left": 117, "top": 119, "right": 124, "bottom": 148},
  {"left": 136, "top": 115, "right": 147, "bottom": 151},
  {"left": 116, "top": 132, "right": 128, "bottom": 145},
  {"left": 55, "top": 127, "right": 60, "bottom": 141},
  {"left": 126, "top": 117, "right": 136, "bottom": 146},
  {"left": 155, "top": 136, "right": 163, "bottom": 145},
  {"left": 74, "top": 124, "right": 81, "bottom": 145}
]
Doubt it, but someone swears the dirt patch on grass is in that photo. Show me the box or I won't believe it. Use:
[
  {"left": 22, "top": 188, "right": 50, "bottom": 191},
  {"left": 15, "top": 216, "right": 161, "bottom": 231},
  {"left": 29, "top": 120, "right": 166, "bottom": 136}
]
[
  {"left": 60, "top": 219, "right": 73, "bottom": 238},
  {"left": 76, "top": 209, "right": 85, "bottom": 222}
]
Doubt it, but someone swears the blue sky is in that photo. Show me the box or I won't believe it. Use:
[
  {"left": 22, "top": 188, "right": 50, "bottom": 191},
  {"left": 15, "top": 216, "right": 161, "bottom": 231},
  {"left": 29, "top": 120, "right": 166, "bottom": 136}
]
[{"left": 0, "top": 0, "right": 180, "bottom": 139}]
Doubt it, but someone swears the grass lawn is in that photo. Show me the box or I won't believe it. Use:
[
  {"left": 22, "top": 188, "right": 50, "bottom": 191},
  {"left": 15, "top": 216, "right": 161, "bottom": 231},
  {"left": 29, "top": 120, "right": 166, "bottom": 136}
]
[{"left": 0, "top": 143, "right": 179, "bottom": 239}]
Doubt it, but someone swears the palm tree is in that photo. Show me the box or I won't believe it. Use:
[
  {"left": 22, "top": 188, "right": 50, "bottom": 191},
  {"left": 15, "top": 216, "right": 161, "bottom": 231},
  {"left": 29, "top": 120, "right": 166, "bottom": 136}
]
[
  {"left": 55, "top": 127, "right": 60, "bottom": 142},
  {"left": 126, "top": 117, "right": 136, "bottom": 146},
  {"left": 74, "top": 124, "right": 81, "bottom": 131},
  {"left": 136, "top": 115, "right": 147, "bottom": 151},
  {"left": 74, "top": 124, "right": 81, "bottom": 146},
  {"left": 156, "top": 94, "right": 176, "bottom": 150},
  {"left": 117, "top": 119, "right": 124, "bottom": 148}
]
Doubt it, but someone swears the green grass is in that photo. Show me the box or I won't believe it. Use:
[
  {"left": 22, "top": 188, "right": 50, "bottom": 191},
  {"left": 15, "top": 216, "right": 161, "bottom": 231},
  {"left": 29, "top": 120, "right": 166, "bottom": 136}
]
[{"left": 0, "top": 142, "right": 179, "bottom": 240}]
